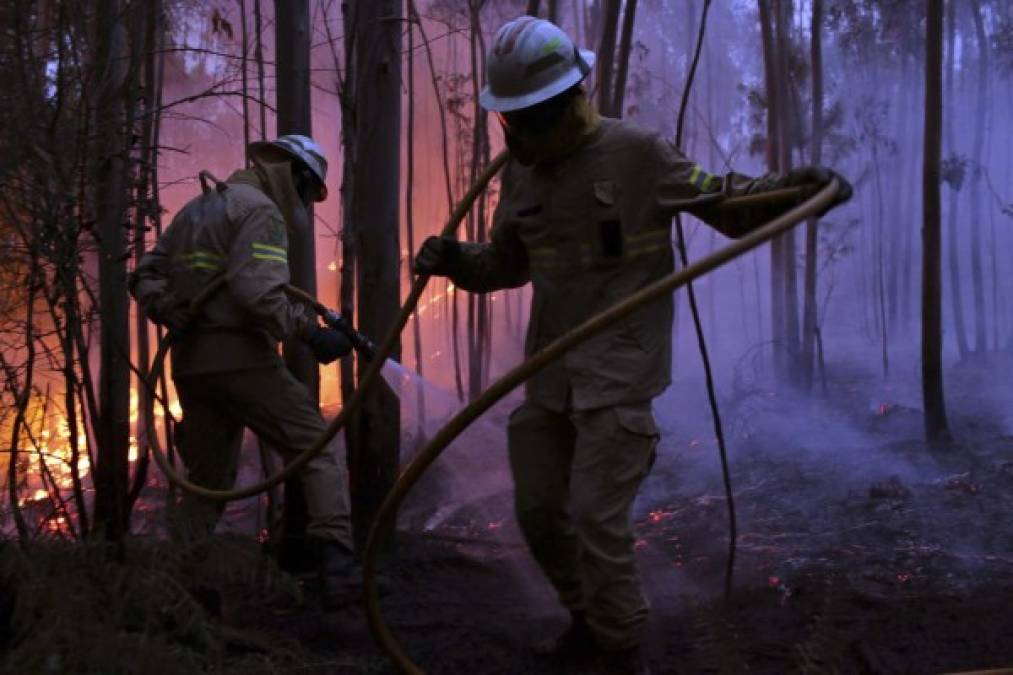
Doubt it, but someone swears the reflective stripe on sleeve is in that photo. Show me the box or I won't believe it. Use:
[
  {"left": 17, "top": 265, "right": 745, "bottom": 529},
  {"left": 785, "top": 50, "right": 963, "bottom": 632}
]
[
  {"left": 251, "top": 242, "right": 288, "bottom": 264},
  {"left": 689, "top": 165, "right": 717, "bottom": 191},
  {"left": 182, "top": 249, "right": 225, "bottom": 272}
]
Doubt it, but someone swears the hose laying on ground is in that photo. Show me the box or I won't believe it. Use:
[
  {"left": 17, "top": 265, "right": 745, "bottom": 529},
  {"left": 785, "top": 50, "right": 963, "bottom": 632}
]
[
  {"left": 143, "top": 152, "right": 510, "bottom": 501},
  {"left": 363, "top": 179, "right": 842, "bottom": 675},
  {"left": 672, "top": 0, "right": 739, "bottom": 600}
]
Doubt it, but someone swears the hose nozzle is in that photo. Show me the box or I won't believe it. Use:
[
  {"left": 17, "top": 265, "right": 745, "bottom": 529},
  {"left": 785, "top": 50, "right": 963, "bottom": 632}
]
[{"left": 323, "top": 310, "right": 378, "bottom": 361}]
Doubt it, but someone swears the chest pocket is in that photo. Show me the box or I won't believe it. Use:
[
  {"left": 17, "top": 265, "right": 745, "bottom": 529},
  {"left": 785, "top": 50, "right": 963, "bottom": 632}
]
[{"left": 590, "top": 180, "right": 624, "bottom": 267}]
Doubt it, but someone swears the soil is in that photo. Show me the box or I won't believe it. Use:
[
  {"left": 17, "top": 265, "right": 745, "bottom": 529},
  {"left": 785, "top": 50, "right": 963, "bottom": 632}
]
[
  {"left": 217, "top": 355, "right": 1013, "bottom": 674},
  {"left": 6, "top": 354, "right": 1013, "bottom": 674}
]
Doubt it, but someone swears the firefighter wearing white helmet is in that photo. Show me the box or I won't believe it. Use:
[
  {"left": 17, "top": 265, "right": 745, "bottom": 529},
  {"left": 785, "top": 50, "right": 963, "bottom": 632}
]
[
  {"left": 131, "top": 133, "right": 363, "bottom": 610},
  {"left": 416, "top": 16, "right": 853, "bottom": 675}
]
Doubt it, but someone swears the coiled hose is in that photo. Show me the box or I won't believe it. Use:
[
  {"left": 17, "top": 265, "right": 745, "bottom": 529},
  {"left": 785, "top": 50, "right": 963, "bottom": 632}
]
[{"left": 362, "top": 179, "right": 842, "bottom": 675}]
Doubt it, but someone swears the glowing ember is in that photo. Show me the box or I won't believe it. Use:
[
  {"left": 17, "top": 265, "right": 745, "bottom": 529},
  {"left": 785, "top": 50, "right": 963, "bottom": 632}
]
[
  {"left": 648, "top": 509, "right": 673, "bottom": 524},
  {"left": 896, "top": 572, "right": 913, "bottom": 583},
  {"left": 487, "top": 520, "right": 502, "bottom": 531},
  {"left": 634, "top": 539, "right": 648, "bottom": 550}
]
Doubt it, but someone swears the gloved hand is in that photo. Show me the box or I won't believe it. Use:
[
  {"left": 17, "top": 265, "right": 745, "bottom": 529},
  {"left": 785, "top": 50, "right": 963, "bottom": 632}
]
[
  {"left": 413, "top": 236, "right": 461, "bottom": 277},
  {"left": 781, "top": 165, "right": 853, "bottom": 215},
  {"left": 307, "top": 326, "right": 353, "bottom": 364},
  {"left": 152, "top": 295, "right": 194, "bottom": 336}
]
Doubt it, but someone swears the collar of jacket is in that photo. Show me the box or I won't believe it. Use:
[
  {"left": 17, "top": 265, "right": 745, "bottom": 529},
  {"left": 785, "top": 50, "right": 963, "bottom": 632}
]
[
  {"left": 505, "top": 93, "right": 602, "bottom": 168},
  {"left": 227, "top": 158, "right": 309, "bottom": 234}
]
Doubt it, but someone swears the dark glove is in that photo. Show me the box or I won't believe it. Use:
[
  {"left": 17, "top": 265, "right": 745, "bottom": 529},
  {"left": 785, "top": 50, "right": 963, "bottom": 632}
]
[
  {"left": 782, "top": 165, "right": 853, "bottom": 215},
  {"left": 413, "top": 236, "right": 461, "bottom": 277},
  {"left": 307, "top": 327, "right": 353, "bottom": 364},
  {"left": 152, "top": 295, "right": 194, "bottom": 336}
]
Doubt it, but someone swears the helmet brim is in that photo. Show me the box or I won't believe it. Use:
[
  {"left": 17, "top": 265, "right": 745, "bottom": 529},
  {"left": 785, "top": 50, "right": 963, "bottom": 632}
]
[
  {"left": 479, "top": 49, "right": 596, "bottom": 113},
  {"left": 248, "top": 141, "right": 328, "bottom": 202}
]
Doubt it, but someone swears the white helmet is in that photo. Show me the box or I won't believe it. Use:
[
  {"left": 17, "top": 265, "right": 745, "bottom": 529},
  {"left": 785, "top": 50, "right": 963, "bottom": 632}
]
[
  {"left": 480, "top": 17, "right": 595, "bottom": 113},
  {"left": 249, "top": 134, "right": 328, "bottom": 200}
]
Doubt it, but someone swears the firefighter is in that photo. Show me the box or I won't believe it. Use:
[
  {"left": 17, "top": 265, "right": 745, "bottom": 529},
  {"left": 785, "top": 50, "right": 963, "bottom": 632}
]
[
  {"left": 413, "top": 17, "right": 852, "bottom": 675},
  {"left": 130, "top": 135, "right": 358, "bottom": 609}
]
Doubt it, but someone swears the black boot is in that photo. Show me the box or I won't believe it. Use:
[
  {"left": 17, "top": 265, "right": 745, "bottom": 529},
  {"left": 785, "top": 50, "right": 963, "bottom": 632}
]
[
  {"left": 532, "top": 610, "right": 597, "bottom": 664},
  {"left": 313, "top": 539, "right": 389, "bottom": 611}
]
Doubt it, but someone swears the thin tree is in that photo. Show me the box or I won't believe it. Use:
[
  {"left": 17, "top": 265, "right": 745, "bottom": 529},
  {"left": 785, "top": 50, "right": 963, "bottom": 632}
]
[
  {"left": 944, "top": 0, "right": 970, "bottom": 360},
  {"left": 348, "top": 0, "right": 402, "bottom": 550},
  {"left": 968, "top": 0, "right": 989, "bottom": 355},
  {"left": 800, "top": 0, "right": 823, "bottom": 390},
  {"left": 92, "top": 0, "right": 133, "bottom": 544},
  {"left": 922, "top": 0, "right": 950, "bottom": 443},
  {"left": 275, "top": 0, "right": 317, "bottom": 569}
]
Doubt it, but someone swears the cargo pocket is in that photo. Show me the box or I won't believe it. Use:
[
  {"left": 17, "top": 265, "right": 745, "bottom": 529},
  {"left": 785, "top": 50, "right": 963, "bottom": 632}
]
[
  {"left": 590, "top": 180, "right": 625, "bottom": 267},
  {"left": 613, "top": 404, "right": 660, "bottom": 479}
]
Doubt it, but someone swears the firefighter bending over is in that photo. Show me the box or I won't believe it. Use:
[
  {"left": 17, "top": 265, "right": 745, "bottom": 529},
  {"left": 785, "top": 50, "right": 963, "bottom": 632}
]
[
  {"left": 130, "top": 135, "right": 357, "bottom": 609},
  {"left": 414, "top": 18, "right": 852, "bottom": 675}
]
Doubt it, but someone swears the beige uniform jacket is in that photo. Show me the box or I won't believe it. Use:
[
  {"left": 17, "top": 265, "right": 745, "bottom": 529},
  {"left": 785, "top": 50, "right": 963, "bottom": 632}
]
[
  {"left": 130, "top": 176, "right": 317, "bottom": 377},
  {"left": 449, "top": 118, "right": 790, "bottom": 412}
]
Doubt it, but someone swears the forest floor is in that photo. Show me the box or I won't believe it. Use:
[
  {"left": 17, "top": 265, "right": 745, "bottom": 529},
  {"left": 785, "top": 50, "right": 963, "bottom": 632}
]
[{"left": 4, "top": 350, "right": 1013, "bottom": 674}]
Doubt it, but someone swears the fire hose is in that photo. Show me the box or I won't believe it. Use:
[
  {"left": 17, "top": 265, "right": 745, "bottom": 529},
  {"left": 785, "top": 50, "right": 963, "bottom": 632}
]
[
  {"left": 362, "top": 178, "right": 842, "bottom": 674},
  {"left": 143, "top": 153, "right": 509, "bottom": 501},
  {"left": 142, "top": 154, "right": 837, "bottom": 674}
]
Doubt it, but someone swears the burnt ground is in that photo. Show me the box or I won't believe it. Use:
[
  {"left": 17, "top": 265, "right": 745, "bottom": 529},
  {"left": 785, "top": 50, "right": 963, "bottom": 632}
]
[
  {"left": 5, "top": 352, "right": 1013, "bottom": 674},
  {"left": 221, "top": 352, "right": 1013, "bottom": 674}
]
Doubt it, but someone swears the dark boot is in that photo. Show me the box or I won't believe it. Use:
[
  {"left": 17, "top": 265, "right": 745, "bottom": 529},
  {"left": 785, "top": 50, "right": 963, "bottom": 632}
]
[
  {"left": 314, "top": 539, "right": 361, "bottom": 611},
  {"left": 313, "top": 539, "right": 391, "bottom": 611},
  {"left": 532, "top": 610, "right": 597, "bottom": 664}
]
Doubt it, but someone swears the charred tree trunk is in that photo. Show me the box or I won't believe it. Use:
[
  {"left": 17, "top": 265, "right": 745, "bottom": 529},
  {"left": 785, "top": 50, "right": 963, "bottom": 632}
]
[
  {"left": 92, "top": 0, "right": 133, "bottom": 544},
  {"left": 349, "top": 0, "right": 402, "bottom": 551},
  {"left": 275, "top": 0, "right": 317, "bottom": 570},
  {"left": 922, "top": 0, "right": 950, "bottom": 443}
]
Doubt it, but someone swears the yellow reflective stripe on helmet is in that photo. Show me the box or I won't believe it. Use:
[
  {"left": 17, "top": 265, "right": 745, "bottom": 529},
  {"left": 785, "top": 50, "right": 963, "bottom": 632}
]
[
  {"left": 252, "top": 242, "right": 287, "bottom": 256},
  {"left": 252, "top": 253, "right": 288, "bottom": 264}
]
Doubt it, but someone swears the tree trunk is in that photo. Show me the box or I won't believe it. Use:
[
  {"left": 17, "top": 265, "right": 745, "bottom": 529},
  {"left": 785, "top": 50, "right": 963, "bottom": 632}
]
[
  {"left": 611, "top": 0, "right": 638, "bottom": 117},
  {"left": 774, "top": 0, "right": 800, "bottom": 379},
  {"left": 275, "top": 0, "right": 317, "bottom": 570},
  {"left": 92, "top": 0, "right": 133, "bottom": 544},
  {"left": 405, "top": 13, "right": 426, "bottom": 438},
  {"left": 800, "top": 0, "right": 822, "bottom": 391},
  {"left": 595, "top": 0, "right": 621, "bottom": 116},
  {"left": 922, "top": 0, "right": 950, "bottom": 443},
  {"left": 758, "top": 0, "right": 785, "bottom": 375},
  {"left": 349, "top": 0, "right": 402, "bottom": 552},
  {"left": 944, "top": 0, "right": 970, "bottom": 360},
  {"left": 968, "top": 0, "right": 988, "bottom": 355}
]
